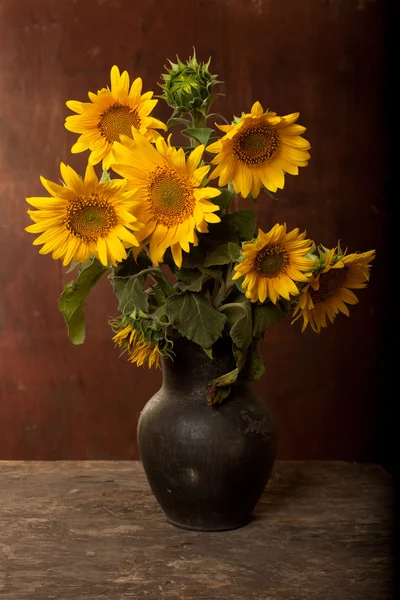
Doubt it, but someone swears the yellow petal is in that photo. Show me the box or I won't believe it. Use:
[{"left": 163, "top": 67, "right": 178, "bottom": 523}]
[
  {"left": 187, "top": 145, "right": 204, "bottom": 175},
  {"left": 216, "top": 123, "right": 234, "bottom": 133},
  {"left": 110, "top": 65, "right": 121, "bottom": 95},
  {"left": 84, "top": 163, "right": 98, "bottom": 190},
  {"left": 129, "top": 77, "right": 143, "bottom": 100},
  {"left": 203, "top": 212, "right": 221, "bottom": 224},
  {"left": 60, "top": 163, "right": 84, "bottom": 194},
  {"left": 66, "top": 100, "right": 85, "bottom": 114},
  {"left": 39, "top": 176, "right": 74, "bottom": 200},
  {"left": 206, "top": 140, "right": 222, "bottom": 154},
  {"left": 251, "top": 101, "right": 264, "bottom": 117},
  {"left": 97, "top": 237, "right": 108, "bottom": 266},
  {"left": 171, "top": 243, "right": 182, "bottom": 267}
]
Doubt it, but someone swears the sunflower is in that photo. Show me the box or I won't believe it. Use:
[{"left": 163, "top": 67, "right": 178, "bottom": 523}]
[
  {"left": 65, "top": 65, "right": 167, "bottom": 170},
  {"left": 111, "top": 131, "right": 221, "bottom": 267},
  {"left": 206, "top": 101, "right": 310, "bottom": 198},
  {"left": 292, "top": 247, "right": 376, "bottom": 333},
  {"left": 113, "top": 324, "right": 161, "bottom": 369},
  {"left": 26, "top": 163, "right": 140, "bottom": 267},
  {"left": 232, "top": 224, "right": 314, "bottom": 304}
]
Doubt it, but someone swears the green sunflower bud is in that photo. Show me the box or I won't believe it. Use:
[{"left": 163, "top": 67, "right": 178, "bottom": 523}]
[{"left": 159, "top": 50, "right": 220, "bottom": 114}]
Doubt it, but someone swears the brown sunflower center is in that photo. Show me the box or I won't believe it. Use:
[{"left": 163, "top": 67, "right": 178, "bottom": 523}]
[
  {"left": 148, "top": 166, "right": 195, "bottom": 226},
  {"left": 310, "top": 267, "right": 348, "bottom": 304},
  {"left": 233, "top": 125, "right": 280, "bottom": 166},
  {"left": 65, "top": 194, "right": 117, "bottom": 242},
  {"left": 255, "top": 244, "right": 288, "bottom": 278},
  {"left": 99, "top": 103, "right": 141, "bottom": 143}
]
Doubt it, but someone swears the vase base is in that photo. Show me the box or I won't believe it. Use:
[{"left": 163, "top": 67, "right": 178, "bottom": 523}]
[{"left": 166, "top": 516, "right": 251, "bottom": 532}]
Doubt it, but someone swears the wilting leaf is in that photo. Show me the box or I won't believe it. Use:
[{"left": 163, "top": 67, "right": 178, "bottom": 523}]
[{"left": 58, "top": 257, "right": 108, "bottom": 345}]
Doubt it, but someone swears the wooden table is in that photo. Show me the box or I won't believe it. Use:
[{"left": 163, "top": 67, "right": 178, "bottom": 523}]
[{"left": 0, "top": 461, "right": 393, "bottom": 600}]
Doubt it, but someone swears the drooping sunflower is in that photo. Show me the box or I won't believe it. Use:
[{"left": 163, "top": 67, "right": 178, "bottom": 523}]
[
  {"left": 206, "top": 101, "right": 310, "bottom": 198},
  {"left": 26, "top": 163, "right": 140, "bottom": 267},
  {"left": 113, "top": 324, "right": 161, "bottom": 369},
  {"left": 65, "top": 65, "right": 167, "bottom": 169},
  {"left": 232, "top": 224, "right": 314, "bottom": 304},
  {"left": 292, "top": 247, "right": 376, "bottom": 333},
  {"left": 111, "top": 131, "right": 221, "bottom": 267}
]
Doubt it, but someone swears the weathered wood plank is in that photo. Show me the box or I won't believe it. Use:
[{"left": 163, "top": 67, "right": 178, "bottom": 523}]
[{"left": 0, "top": 461, "right": 393, "bottom": 599}]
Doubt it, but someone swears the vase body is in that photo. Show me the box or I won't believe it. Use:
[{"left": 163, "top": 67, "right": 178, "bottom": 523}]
[{"left": 137, "top": 337, "right": 277, "bottom": 531}]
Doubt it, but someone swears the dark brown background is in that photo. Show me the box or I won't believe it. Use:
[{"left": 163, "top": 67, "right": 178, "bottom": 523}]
[{"left": 0, "top": 0, "right": 389, "bottom": 462}]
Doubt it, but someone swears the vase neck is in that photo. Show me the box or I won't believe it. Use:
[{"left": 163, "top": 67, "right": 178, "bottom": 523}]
[{"left": 161, "top": 337, "right": 236, "bottom": 397}]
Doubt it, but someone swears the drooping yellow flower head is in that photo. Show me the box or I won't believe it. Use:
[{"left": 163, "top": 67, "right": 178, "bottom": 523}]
[
  {"left": 65, "top": 66, "right": 167, "bottom": 170},
  {"left": 292, "top": 248, "right": 376, "bottom": 333},
  {"left": 26, "top": 163, "right": 140, "bottom": 267},
  {"left": 113, "top": 324, "right": 161, "bottom": 369},
  {"left": 207, "top": 102, "right": 310, "bottom": 198},
  {"left": 111, "top": 131, "right": 222, "bottom": 267},
  {"left": 232, "top": 224, "right": 314, "bottom": 304}
]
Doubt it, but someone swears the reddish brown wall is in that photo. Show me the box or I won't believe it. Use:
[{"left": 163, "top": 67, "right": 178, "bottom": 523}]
[{"left": 0, "top": 0, "right": 387, "bottom": 460}]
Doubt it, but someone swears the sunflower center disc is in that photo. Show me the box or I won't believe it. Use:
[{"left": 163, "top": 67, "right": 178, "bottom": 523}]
[
  {"left": 310, "top": 267, "right": 348, "bottom": 304},
  {"left": 149, "top": 167, "right": 195, "bottom": 226},
  {"left": 233, "top": 125, "right": 280, "bottom": 166},
  {"left": 99, "top": 103, "right": 141, "bottom": 143},
  {"left": 65, "top": 194, "right": 117, "bottom": 242},
  {"left": 255, "top": 244, "right": 287, "bottom": 277}
]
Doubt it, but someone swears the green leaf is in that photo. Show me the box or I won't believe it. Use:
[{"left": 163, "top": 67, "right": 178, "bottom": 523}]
[
  {"left": 65, "top": 259, "right": 81, "bottom": 274},
  {"left": 111, "top": 274, "right": 149, "bottom": 314},
  {"left": 166, "top": 117, "right": 192, "bottom": 128},
  {"left": 224, "top": 210, "right": 256, "bottom": 240},
  {"left": 220, "top": 302, "right": 252, "bottom": 349},
  {"left": 100, "top": 169, "right": 110, "bottom": 183},
  {"left": 176, "top": 269, "right": 211, "bottom": 292},
  {"left": 165, "top": 292, "right": 226, "bottom": 348},
  {"left": 203, "top": 347, "right": 213, "bottom": 360},
  {"left": 111, "top": 265, "right": 175, "bottom": 313},
  {"left": 233, "top": 274, "right": 246, "bottom": 294},
  {"left": 233, "top": 344, "right": 248, "bottom": 371},
  {"left": 245, "top": 346, "right": 266, "bottom": 381},
  {"left": 112, "top": 251, "right": 152, "bottom": 278},
  {"left": 207, "top": 368, "right": 238, "bottom": 405},
  {"left": 181, "top": 127, "right": 214, "bottom": 146},
  {"left": 213, "top": 188, "right": 233, "bottom": 211},
  {"left": 253, "top": 303, "right": 286, "bottom": 337},
  {"left": 206, "top": 112, "right": 230, "bottom": 125},
  {"left": 58, "top": 257, "right": 108, "bottom": 345},
  {"left": 152, "top": 285, "right": 166, "bottom": 306},
  {"left": 148, "top": 304, "right": 167, "bottom": 322},
  {"left": 204, "top": 242, "right": 240, "bottom": 267},
  {"left": 199, "top": 221, "right": 240, "bottom": 252},
  {"left": 150, "top": 271, "right": 176, "bottom": 298}
]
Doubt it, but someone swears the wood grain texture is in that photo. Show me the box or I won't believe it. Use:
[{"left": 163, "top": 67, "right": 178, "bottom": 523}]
[
  {"left": 0, "top": 0, "right": 389, "bottom": 460},
  {"left": 0, "top": 461, "right": 394, "bottom": 599}
]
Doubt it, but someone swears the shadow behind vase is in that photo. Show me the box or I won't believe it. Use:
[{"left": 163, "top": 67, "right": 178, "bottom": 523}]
[{"left": 137, "top": 337, "right": 277, "bottom": 531}]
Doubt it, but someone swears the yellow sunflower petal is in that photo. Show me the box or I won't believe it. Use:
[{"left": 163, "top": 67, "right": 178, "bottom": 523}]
[{"left": 251, "top": 101, "right": 264, "bottom": 116}]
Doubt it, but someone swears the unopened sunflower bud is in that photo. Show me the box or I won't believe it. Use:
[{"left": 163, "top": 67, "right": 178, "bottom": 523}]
[{"left": 159, "top": 50, "right": 220, "bottom": 114}]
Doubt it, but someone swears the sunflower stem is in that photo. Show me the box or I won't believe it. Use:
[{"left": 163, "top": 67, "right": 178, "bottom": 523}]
[
  {"left": 190, "top": 109, "right": 207, "bottom": 146},
  {"left": 218, "top": 302, "right": 247, "bottom": 313},
  {"left": 225, "top": 182, "right": 236, "bottom": 213},
  {"left": 210, "top": 278, "right": 224, "bottom": 308}
]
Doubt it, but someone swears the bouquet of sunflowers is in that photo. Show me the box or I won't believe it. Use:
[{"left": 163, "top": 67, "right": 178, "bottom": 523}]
[{"left": 26, "top": 53, "right": 375, "bottom": 404}]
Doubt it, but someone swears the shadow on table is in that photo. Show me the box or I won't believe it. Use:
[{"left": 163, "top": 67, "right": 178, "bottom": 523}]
[{"left": 252, "top": 462, "right": 313, "bottom": 520}]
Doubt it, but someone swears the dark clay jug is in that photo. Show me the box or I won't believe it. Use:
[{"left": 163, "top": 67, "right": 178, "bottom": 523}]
[{"left": 137, "top": 337, "right": 277, "bottom": 531}]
